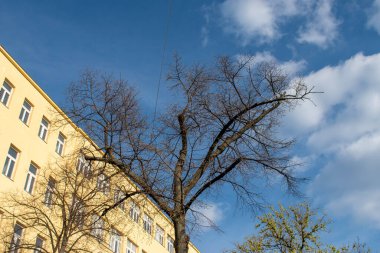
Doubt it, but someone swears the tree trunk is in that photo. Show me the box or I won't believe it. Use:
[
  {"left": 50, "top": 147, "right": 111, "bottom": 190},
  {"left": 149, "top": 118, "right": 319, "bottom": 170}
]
[{"left": 173, "top": 213, "right": 189, "bottom": 253}]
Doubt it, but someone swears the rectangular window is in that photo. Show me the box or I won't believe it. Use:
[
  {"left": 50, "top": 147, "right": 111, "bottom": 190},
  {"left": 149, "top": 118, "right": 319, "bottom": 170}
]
[
  {"left": 129, "top": 201, "right": 140, "bottom": 223},
  {"left": 19, "top": 99, "right": 32, "bottom": 125},
  {"left": 2, "top": 146, "right": 18, "bottom": 179},
  {"left": 76, "top": 155, "right": 91, "bottom": 177},
  {"left": 167, "top": 236, "right": 175, "bottom": 253},
  {"left": 38, "top": 117, "right": 49, "bottom": 141},
  {"left": 44, "top": 178, "right": 55, "bottom": 207},
  {"left": 72, "top": 196, "right": 85, "bottom": 228},
  {"left": 91, "top": 214, "right": 104, "bottom": 241},
  {"left": 126, "top": 239, "right": 137, "bottom": 253},
  {"left": 109, "top": 229, "right": 121, "bottom": 253},
  {"left": 0, "top": 81, "right": 12, "bottom": 106},
  {"left": 143, "top": 213, "right": 153, "bottom": 235},
  {"left": 97, "top": 173, "right": 110, "bottom": 195},
  {"left": 9, "top": 223, "right": 23, "bottom": 253},
  {"left": 155, "top": 225, "right": 164, "bottom": 245},
  {"left": 24, "top": 163, "right": 38, "bottom": 194},
  {"left": 55, "top": 133, "right": 65, "bottom": 156},
  {"left": 34, "top": 236, "right": 44, "bottom": 253},
  {"left": 114, "top": 187, "right": 125, "bottom": 211}
]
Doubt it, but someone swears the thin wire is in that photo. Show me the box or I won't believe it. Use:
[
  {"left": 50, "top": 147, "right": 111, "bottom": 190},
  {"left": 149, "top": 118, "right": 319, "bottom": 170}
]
[{"left": 152, "top": 0, "right": 173, "bottom": 129}]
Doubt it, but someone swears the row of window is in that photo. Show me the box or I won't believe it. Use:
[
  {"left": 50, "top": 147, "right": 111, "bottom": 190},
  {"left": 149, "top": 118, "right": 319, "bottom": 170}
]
[
  {"left": 107, "top": 225, "right": 174, "bottom": 253},
  {"left": 1, "top": 80, "right": 66, "bottom": 156},
  {"left": 8, "top": 223, "right": 44, "bottom": 253},
  {"left": 2, "top": 146, "right": 174, "bottom": 251},
  {"left": 79, "top": 157, "right": 174, "bottom": 251},
  {"left": 2, "top": 145, "right": 38, "bottom": 194},
  {"left": 1, "top": 79, "right": 175, "bottom": 252}
]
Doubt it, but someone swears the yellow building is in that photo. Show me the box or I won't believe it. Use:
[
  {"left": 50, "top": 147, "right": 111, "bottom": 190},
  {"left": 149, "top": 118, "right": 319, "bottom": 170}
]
[{"left": 0, "top": 46, "right": 200, "bottom": 253}]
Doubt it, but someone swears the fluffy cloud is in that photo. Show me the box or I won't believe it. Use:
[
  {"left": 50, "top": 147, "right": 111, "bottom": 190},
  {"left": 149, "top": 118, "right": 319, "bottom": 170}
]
[
  {"left": 218, "top": 0, "right": 339, "bottom": 48},
  {"left": 190, "top": 202, "right": 225, "bottom": 230},
  {"left": 367, "top": 0, "right": 380, "bottom": 34},
  {"left": 283, "top": 52, "right": 380, "bottom": 228},
  {"left": 220, "top": 0, "right": 279, "bottom": 44},
  {"left": 297, "top": 0, "right": 340, "bottom": 48},
  {"left": 237, "top": 51, "right": 307, "bottom": 76}
]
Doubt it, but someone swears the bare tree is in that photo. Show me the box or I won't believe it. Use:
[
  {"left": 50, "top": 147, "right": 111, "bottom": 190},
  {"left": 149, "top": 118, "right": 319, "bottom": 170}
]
[
  {"left": 0, "top": 157, "right": 118, "bottom": 253},
  {"left": 65, "top": 55, "right": 314, "bottom": 253}
]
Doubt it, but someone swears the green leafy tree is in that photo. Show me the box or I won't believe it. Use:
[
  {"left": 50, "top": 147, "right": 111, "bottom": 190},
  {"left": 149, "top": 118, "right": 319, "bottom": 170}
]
[{"left": 230, "top": 203, "right": 371, "bottom": 253}]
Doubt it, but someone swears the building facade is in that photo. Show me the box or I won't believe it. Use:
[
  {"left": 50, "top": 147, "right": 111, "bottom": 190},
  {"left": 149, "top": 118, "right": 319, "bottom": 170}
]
[{"left": 0, "top": 46, "right": 199, "bottom": 253}]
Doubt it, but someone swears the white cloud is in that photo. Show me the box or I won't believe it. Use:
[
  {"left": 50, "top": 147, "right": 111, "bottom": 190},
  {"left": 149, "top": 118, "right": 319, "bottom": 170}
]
[
  {"left": 190, "top": 202, "right": 225, "bottom": 230},
  {"left": 283, "top": 52, "right": 380, "bottom": 137},
  {"left": 220, "top": 0, "right": 278, "bottom": 44},
  {"left": 218, "top": 0, "right": 338, "bottom": 48},
  {"left": 282, "top": 51, "right": 380, "bottom": 228},
  {"left": 297, "top": 0, "right": 340, "bottom": 48},
  {"left": 237, "top": 52, "right": 307, "bottom": 76},
  {"left": 367, "top": 0, "right": 380, "bottom": 34}
]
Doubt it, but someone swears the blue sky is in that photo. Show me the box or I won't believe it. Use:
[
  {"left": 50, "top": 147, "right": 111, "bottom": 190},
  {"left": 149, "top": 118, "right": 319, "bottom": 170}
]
[{"left": 2, "top": 0, "right": 380, "bottom": 252}]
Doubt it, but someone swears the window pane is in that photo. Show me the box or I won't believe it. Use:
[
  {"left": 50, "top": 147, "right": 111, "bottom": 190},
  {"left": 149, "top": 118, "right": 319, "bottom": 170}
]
[
  {"left": 23, "top": 100, "right": 31, "bottom": 110},
  {"left": 2, "top": 146, "right": 18, "bottom": 179},
  {"left": 0, "top": 81, "right": 12, "bottom": 106},
  {"left": 8, "top": 147, "right": 17, "bottom": 159},
  {"left": 38, "top": 118, "right": 49, "bottom": 141},
  {"left": 55, "top": 133, "right": 65, "bottom": 155},
  {"left": 25, "top": 164, "right": 37, "bottom": 194}
]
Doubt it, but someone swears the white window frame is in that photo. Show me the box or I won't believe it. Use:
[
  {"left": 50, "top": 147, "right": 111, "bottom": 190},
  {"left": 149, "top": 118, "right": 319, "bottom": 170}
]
[
  {"left": 109, "top": 229, "right": 121, "bottom": 253},
  {"left": 9, "top": 223, "right": 23, "bottom": 253},
  {"left": 38, "top": 117, "right": 49, "bottom": 141},
  {"left": 0, "top": 80, "right": 12, "bottom": 106},
  {"left": 97, "top": 173, "right": 110, "bottom": 195},
  {"left": 143, "top": 213, "right": 153, "bottom": 235},
  {"left": 2, "top": 146, "right": 18, "bottom": 179},
  {"left": 167, "top": 235, "right": 175, "bottom": 253},
  {"left": 91, "top": 214, "right": 104, "bottom": 241},
  {"left": 19, "top": 99, "right": 32, "bottom": 125},
  {"left": 44, "top": 178, "right": 55, "bottom": 207},
  {"left": 73, "top": 196, "right": 85, "bottom": 228},
  {"left": 114, "top": 187, "right": 125, "bottom": 211},
  {"left": 155, "top": 225, "right": 164, "bottom": 245},
  {"left": 24, "top": 163, "right": 38, "bottom": 194},
  {"left": 77, "top": 155, "right": 91, "bottom": 176},
  {"left": 126, "top": 239, "right": 137, "bottom": 253},
  {"left": 55, "top": 133, "right": 65, "bottom": 156},
  {"left": 129, "top": 201, "right": 140, "bottom": 223},
  {"left": 34, "top": 236, "right": 44, "bottom": 253}
]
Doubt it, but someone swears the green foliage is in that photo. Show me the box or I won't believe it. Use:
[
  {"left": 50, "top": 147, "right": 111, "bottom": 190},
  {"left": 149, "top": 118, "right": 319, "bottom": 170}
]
[{"left": 229, "top": 203, "right": 371, "bottom": 253}]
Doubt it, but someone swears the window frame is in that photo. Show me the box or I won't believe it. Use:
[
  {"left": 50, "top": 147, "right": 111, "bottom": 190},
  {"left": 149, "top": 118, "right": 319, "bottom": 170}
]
[
  {"left": 38, "top": 117, "right": 49, "bottom": 142},
  {"left": 155, "top": 224, "right": 164, "bottom": 245},
  {"left": 126, "top": 239, "right": 138, "bottom": 253},
  {"left": 0, "top": 80, "right": 13, "bottom": 107},
  {"left": 76, "top": 155, "right": 91, "bottom": 177},
  {"left": 24, "top": 163, "right": 38, "bottom": 194},
  {"left": 97, "top": 173, "right": 110, "bottom": 195},
  {"left": 34, "top": 236, "right": 44, "bottom": 253},
  {"left": 55, "top": 132, "right": 65, "bottom": 156},
  {"left": 19, "top": 99, "right": 33, "bottom": 125},
  {"left": 109, "top": 229, "right": 121, "bottom": 253},
  {"left": 9, "top": 223, "right": 24, "bottom": 253},
  {"left": 91, "top": 214, "right": 104, "bottom": 241},
  {"left": 114, "top": 187, "right": 125, "bottom": 211},
  {"left": 2, "top": 145, "right": 19, "bottom": 179},
  {"left": 129, "top": 201, "right": 140, "bottom": 223},
  {"left": 44, "top": 177, "right": 56, "bottom": 208},
  {"left": 72, "top": 195, "right": 85, "bottom": 228},
  {"left": 167, "top": 235, "right": 175, "bottom": 253},
  {"left": 143, "top": 213, "right": 153, "bottom": 235}
]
